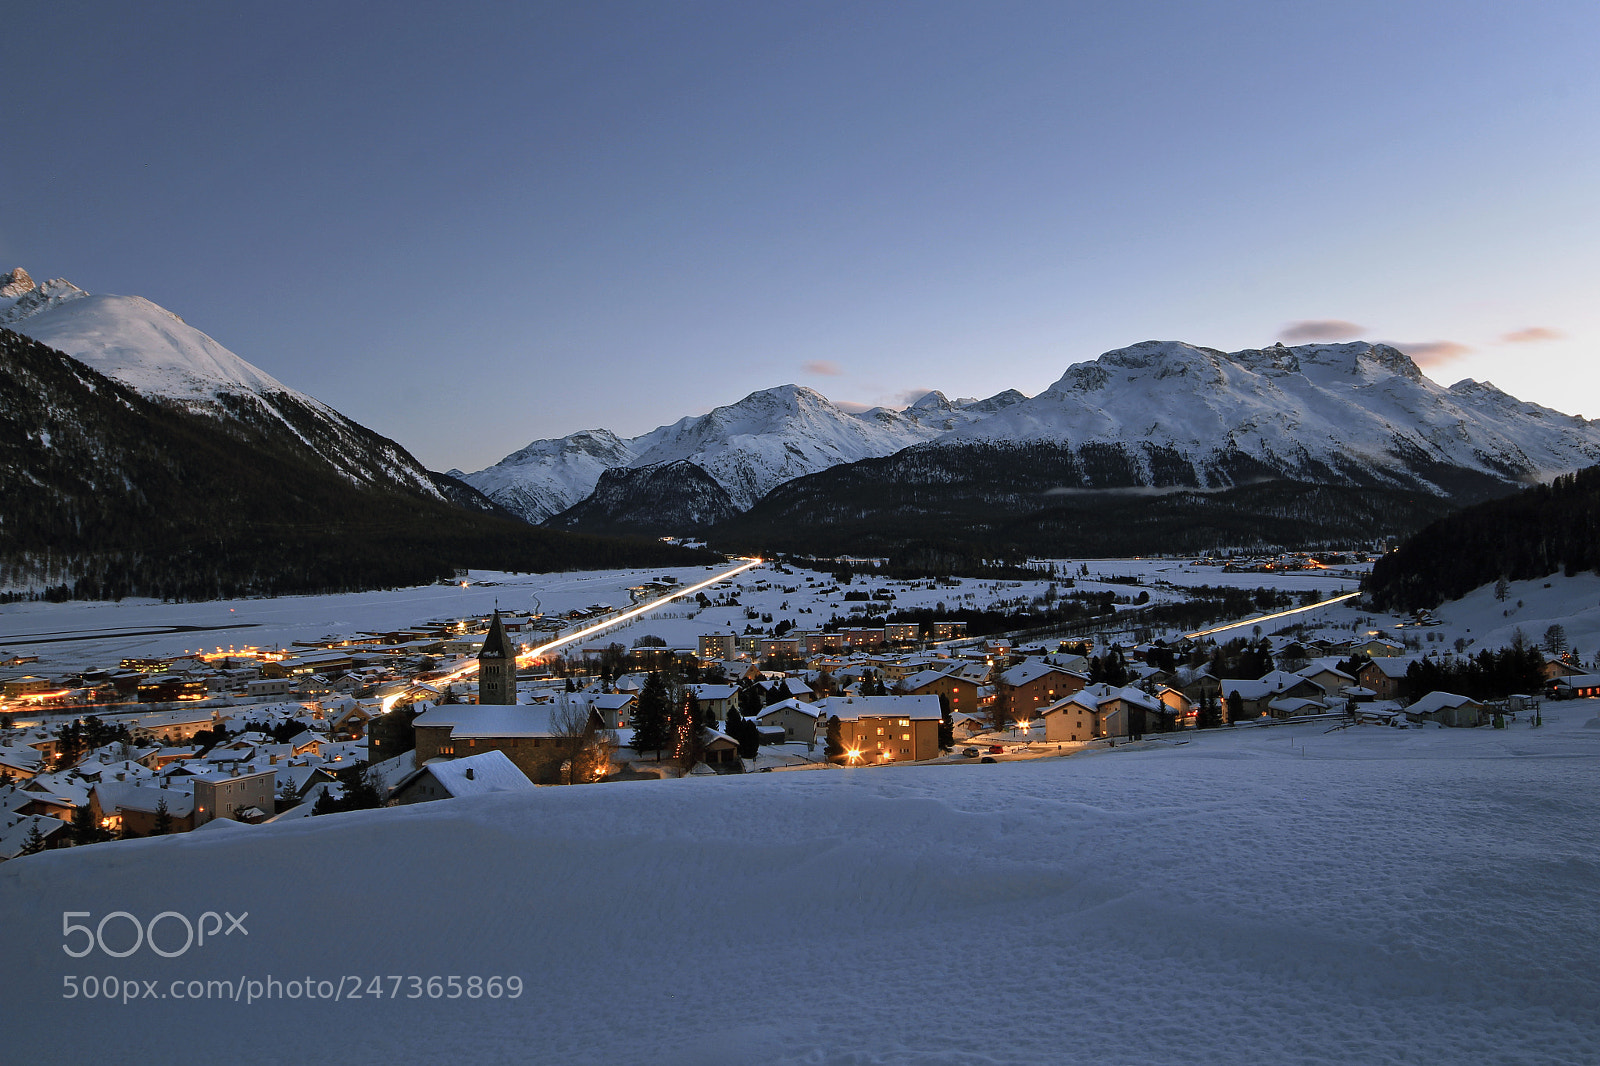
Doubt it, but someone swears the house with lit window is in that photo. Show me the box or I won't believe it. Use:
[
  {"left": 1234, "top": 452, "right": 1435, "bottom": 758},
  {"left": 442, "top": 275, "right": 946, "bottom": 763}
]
[
  {"left": 897, "top": 669, "right": 980, "bottom": 721},
  {"left": 993, "top": 661, "right": 1087, "bottom": 727},
  {"left": 812, "top": 694, "right": 943, "bottom": 763}
]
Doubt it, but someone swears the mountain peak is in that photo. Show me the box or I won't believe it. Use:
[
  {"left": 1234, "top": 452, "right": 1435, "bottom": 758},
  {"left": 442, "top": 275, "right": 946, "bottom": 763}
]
[
  {"left": 0, "top": 267, "right": 35, "bottom": 298},
  {"left": 0, "top": 271, "right": 89, "bottom": 325}
]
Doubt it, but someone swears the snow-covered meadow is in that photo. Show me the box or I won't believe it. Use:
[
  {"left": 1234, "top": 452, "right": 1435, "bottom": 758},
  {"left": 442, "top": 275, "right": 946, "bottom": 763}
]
[
  {"left": 4, "top": 708, "right": 1598, "bottom": 1065},
  {"left": 0, "top": 557, "right": 1364, "bottom": 678}
]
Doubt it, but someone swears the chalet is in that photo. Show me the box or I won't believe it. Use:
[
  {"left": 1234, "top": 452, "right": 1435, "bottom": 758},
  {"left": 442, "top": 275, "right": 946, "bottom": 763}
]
[
  {"left": 590, "top": 692, "right": 636, "bottom": 729},
  {"left": 391, "top": 750, "right": 537, "bottom": 805},
  {"left": 1542, "top": 656, "right": 1586, "bottom": 683},
  {"left": 0, "top": 814, "right": 70, "bottom": 858},
  {"left": 1351, "top": 637, "right": 1406, "bottom": 658},
  {"left": 700, "top": 727, "right": 741, "bottom": 768},
  {"left": 411, "top": 703, "right": 607, "bottom": 779},
  {"left": 1219, "top": 671, "right": 1328, "bottom": 718},
  {"left": 89, "top": 782, "right": 197, "bottom": 836},
  {"left": 1405, "top": 691, "right": 1485, "bottom": 728},
  {"left": 753, "top": 698, "right": 822, "bottom": 743},
  {"left": 898, "top": 669, "right": 980, "bottom": 720},
  {"left": 1039, "top": 683, "right": 1169, "bottom": 742},
  {"left": 992, "top": 661, "right": 1087, "bottom": 726},
  {"left": 1549, "top": 673, "right": 1600, "bottom": 700},
  {"left": 685, "top": 684, "right": 738, "bottom": 720},
  {"left": 1356, "top": 658, "right": 1419, "bottom": 702},
  {"left": 813, "top": 694, "right": 943, "bottom": 763},
  {"left": 1297, "top": 663, "right": 1356, "bottom": 697}
]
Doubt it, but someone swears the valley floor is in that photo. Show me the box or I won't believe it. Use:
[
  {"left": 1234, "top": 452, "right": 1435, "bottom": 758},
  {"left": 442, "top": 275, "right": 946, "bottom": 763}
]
[{"left": 4, "top": 706, "right": 1598, "bottom": 1064}]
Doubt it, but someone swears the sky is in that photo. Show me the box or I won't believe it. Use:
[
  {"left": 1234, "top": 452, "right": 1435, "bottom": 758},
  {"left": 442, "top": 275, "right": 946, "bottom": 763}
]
[{"left": 3, "top": 1, "right": 1598, "bottom": 472}]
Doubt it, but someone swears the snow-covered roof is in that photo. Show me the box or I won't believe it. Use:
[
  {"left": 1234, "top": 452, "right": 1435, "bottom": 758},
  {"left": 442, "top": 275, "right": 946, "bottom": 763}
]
[
  {"left": 810, "top": 694, "right": 942, "bottom": 722},
  {"left": 92, "top": 782, "right": 194, "bottom": 818},
  {"left": 1407, "top": 691, "right": 1481, "bottom": 714},
  {"left": 410, "top": 751, "right": 536, "bottom": 798},
  {"left": 997, "top": 660, "right": 1080, "bottom": 688}
]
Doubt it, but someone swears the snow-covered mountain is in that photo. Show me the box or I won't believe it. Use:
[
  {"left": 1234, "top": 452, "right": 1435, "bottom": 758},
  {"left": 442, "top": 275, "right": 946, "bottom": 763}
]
[
  {"left": 712, "top": 340, "right": 1600, "bottom": 558},
  {"left": 462, "top": 384, "right": 1008, "bottom": 521},
  {"left": 941, "top": 340, "right": 1600, "bottom": 491},
  {"left": 1, "top": 268, "right": 447, "bottom": 501}
]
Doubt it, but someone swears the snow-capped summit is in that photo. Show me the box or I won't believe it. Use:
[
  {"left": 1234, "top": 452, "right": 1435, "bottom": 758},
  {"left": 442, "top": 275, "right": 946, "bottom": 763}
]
[
  {"left": 629, "top": 384, "right": 939, "bottom": 508},
  {"left": 943, "top": 340, "right": 1600, "bottom": 492},
  {"left": 464, "top": 383, "right": 950, "bottom": 520},
  {"left": 2, "top": 270, "right": 444, "bottom": 499}
]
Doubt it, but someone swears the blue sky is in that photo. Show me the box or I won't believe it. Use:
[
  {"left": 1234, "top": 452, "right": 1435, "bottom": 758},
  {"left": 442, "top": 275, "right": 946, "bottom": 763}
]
[{"left": 4, "top": 1, "right": 1598, "bottom": 471}]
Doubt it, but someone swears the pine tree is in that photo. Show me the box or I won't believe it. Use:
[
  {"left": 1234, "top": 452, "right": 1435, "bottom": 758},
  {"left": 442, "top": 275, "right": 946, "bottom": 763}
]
[
  {"left": 631, "top": 671, "right": 670, "bottom": 759},
  {"left": 70, "top": 803, "right": 108, "bottom": 846},
  {"left": 825, "top": 715, "right": 845, "bottom": 762},
  {"left": 18, "top": 820, "right": 47, "bottom": 856},
  {"left": 151, "top": 796, "right": 173, "bottom": 835},
  {"left": 938, "top": 695, "right": 954, "bottom": 750}
]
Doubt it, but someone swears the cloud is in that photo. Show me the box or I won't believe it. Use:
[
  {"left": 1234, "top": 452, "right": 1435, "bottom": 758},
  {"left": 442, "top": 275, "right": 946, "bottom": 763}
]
[
  {"left": 831, "top": 400, "right": 875, "bottom": 414},
  {"left": 802, "top": 360, "right": 842, "bottom": 376},
  {"left": 1389, "top": 340, "right": 1473, "bottom": 367},
  {"left": 892, "top": 388, "right": 939, "bottom": 407},
  {"left": 1501, "top": 327, "right": 1564, "bottom": 344},
  {"left": 1278, "top": 319, "right": 1366, "bottom": 343}
]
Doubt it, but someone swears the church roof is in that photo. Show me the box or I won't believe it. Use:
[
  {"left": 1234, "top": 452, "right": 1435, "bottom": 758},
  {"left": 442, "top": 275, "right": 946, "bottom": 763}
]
[{"left": 477, "top": 610, "right": 517, "bottom": 661}]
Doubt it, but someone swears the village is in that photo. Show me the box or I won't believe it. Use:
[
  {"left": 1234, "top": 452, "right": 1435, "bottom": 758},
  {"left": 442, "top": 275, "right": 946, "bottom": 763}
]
[{"left": 1, "top": 554, "right": 1595, "bottom": 859}]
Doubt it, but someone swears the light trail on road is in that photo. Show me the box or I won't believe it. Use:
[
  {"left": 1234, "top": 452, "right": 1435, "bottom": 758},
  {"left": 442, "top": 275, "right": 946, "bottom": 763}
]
[
  {"left": 383, "top": 557, "right": 763, "bottom": 709},
  {"left": 1181, "top": 590, "right": 1361, "bottom": 639}
]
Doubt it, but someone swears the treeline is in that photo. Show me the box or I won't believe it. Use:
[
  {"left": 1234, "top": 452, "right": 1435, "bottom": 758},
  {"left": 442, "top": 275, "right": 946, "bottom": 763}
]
[
  {"left": 1367, "top": 466, "right": 1600, "bottom": 611},
  {"left": 1400, "top": 643, "right": 1546, "bottom": 703},
  {"left": 711, "top": 439, "right": 1472, "bottom": 564},
  {"left": 0, "top": 329, "right": 713, "bottom": 601}
]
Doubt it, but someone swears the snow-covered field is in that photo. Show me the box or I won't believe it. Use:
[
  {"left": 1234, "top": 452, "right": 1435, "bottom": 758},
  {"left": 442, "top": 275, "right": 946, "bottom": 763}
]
[
  {"left": 0, "top": 558, "right": 1364, "bottom": 677},
  {"left": 4, "top": 709, "right": 1598, "bottom": 1065}
]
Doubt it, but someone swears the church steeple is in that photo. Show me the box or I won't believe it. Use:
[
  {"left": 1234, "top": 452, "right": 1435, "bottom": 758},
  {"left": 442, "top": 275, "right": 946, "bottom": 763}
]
[{"left": 477, "top": 609, "right": 518, "bottom": 704}]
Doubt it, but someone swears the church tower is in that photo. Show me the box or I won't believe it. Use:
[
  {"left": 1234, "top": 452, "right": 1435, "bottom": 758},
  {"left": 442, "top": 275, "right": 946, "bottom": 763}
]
[{"left": 477, "top": 608, "right": 518, "bottom": 705}]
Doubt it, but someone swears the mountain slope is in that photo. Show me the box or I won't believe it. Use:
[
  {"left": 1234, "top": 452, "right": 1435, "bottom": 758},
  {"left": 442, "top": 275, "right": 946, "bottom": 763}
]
[
  {"left": 711, "top": 341, "right": 1600, "bottom": 561},
  {"left": 940, "top": 340, "right": 1600, "bottom": 490},
  {"left": 1365, "top": 465, "right": 1600, "bottom": 611},
  {"left": 459, "top": 384, "right": 1023, "bottom": 522},
  {"left": 0, "top": 328, "right": 711, "bottom": 600},
  {"left": 544, "top": 460, "right": 740, "bottom": 535},
  {"left": 0, "top": 268, "right": 449, "bottom": 502}
]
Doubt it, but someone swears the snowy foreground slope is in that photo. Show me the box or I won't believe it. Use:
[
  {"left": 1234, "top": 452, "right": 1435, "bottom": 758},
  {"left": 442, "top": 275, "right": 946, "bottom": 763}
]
[{"left": 5, "top": 717, "right": 1599, "bottom": 1065}]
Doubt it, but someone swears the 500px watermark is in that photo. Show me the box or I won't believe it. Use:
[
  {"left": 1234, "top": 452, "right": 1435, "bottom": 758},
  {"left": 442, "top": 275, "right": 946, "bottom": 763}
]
[
  {"left": 62, "top": 910, "right": 248, "bottom": 958},
  {"left": 62, "top": 974, "right": 525, "bottom": 1003}
]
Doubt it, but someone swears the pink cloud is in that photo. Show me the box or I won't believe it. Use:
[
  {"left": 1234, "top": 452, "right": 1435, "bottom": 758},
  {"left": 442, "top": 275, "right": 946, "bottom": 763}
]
[
  {"left": 1279, "top": 319, "right": 1366, "bottom": 343},
  {"left": 1501, "top": 327, "right": 1564, "bottom": 343},
  {"left": 832, "top": 399, "right": 875, "bottom": 413},
  {"left": 802, "top": 360, "right": 843, "bottom": 376},
  {"left": 1390, "top": 340, "right": 1473, "bottom": 367}
]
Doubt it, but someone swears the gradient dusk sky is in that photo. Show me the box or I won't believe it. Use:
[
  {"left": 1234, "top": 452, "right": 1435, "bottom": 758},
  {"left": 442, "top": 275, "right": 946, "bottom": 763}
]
[{"left": 3, "top": 1, "right": 1598, "bottom": 472}]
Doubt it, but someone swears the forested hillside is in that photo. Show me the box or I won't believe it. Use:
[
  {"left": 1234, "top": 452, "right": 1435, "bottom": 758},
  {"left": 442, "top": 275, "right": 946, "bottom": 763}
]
[
  {"left": 0, "top": 329, "right": 713, "bottom": 601},
  {"left": 1366, "top": 466, "right": 1600, "bottom": 610}
]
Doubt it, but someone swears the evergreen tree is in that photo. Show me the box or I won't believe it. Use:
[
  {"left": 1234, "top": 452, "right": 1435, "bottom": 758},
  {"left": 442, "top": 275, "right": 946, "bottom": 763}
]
[
  {"left": 70, "top": 803, "right": 109, "bottom": 846},
  {"left": 151, "top": 796, "right": 173, "bottom": 836},
  {"left": 737, "top": 682, "right": 764, "bottom": 719},
  {"left": 631, "top": 671, "right": 670, "bottom": 758},
  {"left": 1196, "top": 693, "right": 1223, "bottom": 730},
  {"left": 938, "top": 694, "right": 954, "bottom": 750},
  {"left": 18, "top": 820, "right": 47, "bottom": 856},
  {"left": 1225, "top": 690, "right": 1244, "bottom": 723},
  {"left": 825, "top": 715, "right": 846, "bottom": 762}
]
